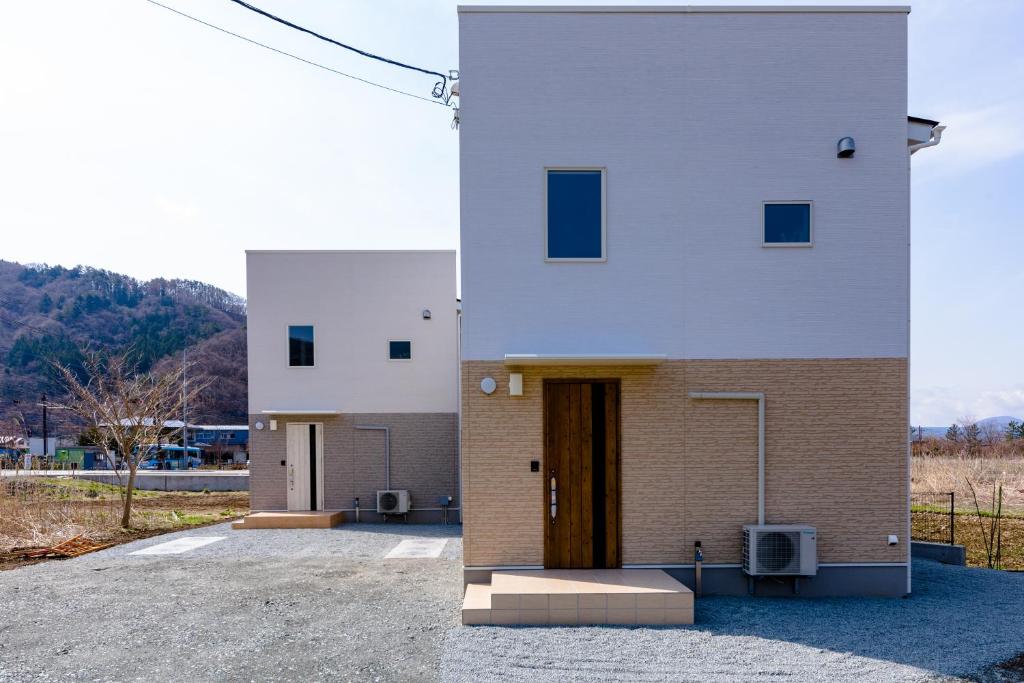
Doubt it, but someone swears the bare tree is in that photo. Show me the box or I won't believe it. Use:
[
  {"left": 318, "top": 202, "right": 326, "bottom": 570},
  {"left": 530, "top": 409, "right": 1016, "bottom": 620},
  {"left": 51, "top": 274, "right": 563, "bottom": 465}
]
[
  {"left": 945, "top": 423, "right": 962, "bottom": 444},
  {"left": 978, "top": 420, "right": 1003, "bottom": 447},
  {"left": 54, "top": 350, "right": 207, "bottom": 528}
]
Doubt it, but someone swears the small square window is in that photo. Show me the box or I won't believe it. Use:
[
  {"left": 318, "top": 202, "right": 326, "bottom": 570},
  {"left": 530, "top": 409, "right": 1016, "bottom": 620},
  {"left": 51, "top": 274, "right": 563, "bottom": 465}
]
[
  {"left": 288, "top": 325, "right": 314, "bottom": 366},
  {"left": 389, "top": 340, "right": 412, "bottom": 360},
  {"left": 546, "top": 169, "right": 605, "bottom": 260},
  {"left": 763, "top": 202, "right": 812, "bottom": 246}
]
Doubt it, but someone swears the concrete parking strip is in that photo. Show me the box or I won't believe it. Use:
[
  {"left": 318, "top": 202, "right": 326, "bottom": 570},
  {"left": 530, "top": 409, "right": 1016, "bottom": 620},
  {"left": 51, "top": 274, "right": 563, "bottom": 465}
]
[
  {"left": 385, "top": 538, "right": 449, "bottom": 559},
  {"left": 129, "top": 536, "right": 226, "bottom": 555}
]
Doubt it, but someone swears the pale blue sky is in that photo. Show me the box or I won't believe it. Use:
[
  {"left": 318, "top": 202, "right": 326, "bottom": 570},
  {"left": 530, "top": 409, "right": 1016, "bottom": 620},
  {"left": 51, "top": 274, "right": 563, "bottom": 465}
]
[{"left": 1, "top": 1, "right": 1021, "bottom": 425}]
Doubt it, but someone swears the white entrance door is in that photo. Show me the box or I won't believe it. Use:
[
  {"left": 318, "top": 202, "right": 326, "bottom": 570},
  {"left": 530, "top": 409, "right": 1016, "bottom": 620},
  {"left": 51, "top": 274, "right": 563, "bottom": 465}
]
[{"left": 286, "top": 423, "right": 324, "bottom": 511}]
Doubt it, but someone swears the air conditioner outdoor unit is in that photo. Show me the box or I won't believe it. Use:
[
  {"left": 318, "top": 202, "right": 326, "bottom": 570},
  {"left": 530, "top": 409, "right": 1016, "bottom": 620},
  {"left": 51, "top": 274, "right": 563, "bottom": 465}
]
[
  {"left": 377, "top": 489, "right": 410, "bottom": 514},
  {"left": 742, "top": 524, "right": 817, "bottom": 576}
]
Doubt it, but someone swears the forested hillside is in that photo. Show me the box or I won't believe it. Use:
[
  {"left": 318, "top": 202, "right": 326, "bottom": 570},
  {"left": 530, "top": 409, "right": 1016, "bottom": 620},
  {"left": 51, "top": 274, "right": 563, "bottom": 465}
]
[{"left": 0, "top": 260, "right": 247, "bottom": 435}]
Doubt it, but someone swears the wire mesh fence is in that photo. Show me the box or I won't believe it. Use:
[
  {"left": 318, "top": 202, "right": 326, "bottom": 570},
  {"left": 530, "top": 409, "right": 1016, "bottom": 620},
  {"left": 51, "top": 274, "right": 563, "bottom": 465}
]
[{"left": 911, "top": 491, "right": 955, "bottom": 545}]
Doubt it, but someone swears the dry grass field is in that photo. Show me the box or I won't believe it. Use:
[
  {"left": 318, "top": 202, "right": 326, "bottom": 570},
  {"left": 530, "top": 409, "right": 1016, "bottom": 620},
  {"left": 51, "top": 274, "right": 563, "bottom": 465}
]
[
  {"left": 912, "top": 454, "right": 1024, "bottom": 570},
  {"left": 0, "top": 476, "right": 248, "bottom": 569},
  {"left": 912, "top": 454, "right": 1024, "bottom": 514}
]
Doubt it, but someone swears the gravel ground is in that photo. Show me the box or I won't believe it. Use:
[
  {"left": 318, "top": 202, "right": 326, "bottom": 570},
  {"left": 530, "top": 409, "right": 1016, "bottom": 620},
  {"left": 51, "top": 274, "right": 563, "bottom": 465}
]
[
  {"left": 5, "top": 526, "right": 1023, "bottom": 683},
  {"left": 443, "top": 561, "right": 1024, "bottom": 683},
  {"left": 0, "top": 522, "right": 462, "bottom": 682}
]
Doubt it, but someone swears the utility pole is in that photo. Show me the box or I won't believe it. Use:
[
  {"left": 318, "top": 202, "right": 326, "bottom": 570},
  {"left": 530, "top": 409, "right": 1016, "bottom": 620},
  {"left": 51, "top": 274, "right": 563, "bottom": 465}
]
[
  {"left": 35, "top": 394, "right": 68, "bottom": 460},
  {"left": 182, "top": 349, "right": 189, "bottom": 470},
  {"left": 41, "top": 394, "right": 48, "bottom": 456}
]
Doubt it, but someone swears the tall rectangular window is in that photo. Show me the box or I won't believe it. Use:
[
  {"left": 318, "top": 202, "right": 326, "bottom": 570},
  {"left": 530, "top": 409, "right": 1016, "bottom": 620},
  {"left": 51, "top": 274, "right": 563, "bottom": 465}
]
[
  {"left": 288, "top": 325, "right": 314, "bottom": 366},
  {"left": 389, "top": 340, "right": 412, "bottom": 360},
  {"left": 763, "top": 202, "right": 812, "bottom": 246},
  {"left": 546, "top": 168, "right": 605, "bottom": 260}
]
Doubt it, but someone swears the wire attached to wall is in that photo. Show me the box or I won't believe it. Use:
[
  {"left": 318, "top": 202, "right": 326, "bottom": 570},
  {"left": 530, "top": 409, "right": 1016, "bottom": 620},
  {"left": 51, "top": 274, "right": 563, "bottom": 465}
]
[{"left": 224, "top": 0, "right": 455, "bottom": 105}]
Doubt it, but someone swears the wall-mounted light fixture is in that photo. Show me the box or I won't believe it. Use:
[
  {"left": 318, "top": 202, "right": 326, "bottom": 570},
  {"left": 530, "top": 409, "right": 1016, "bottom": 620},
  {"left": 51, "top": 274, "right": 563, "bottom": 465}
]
[
  {"left": 837, "top": 136, "right": 856, "bottom": 158},
  {"left": 509, "top": 372, "right": 523, "bottom": 396},
  {"left": 422, "top": 309, "right": 432, "bottom": 320}
]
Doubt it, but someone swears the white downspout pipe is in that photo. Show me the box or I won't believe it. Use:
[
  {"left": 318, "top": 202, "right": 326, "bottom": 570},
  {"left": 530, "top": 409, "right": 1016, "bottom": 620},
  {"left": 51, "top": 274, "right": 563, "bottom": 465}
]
[
  {"left": 456, "top": 300, "right": 463, "bottom": 524},
  {"left": 909, "top": 125, "right": 945, "bottom": 154},
  {"left": 689, "top": 392, "right": 766, "bottom": 525}
]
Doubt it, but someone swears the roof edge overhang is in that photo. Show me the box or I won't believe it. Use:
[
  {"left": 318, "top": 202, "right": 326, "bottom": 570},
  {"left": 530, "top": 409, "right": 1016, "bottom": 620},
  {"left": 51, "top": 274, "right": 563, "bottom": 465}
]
[
  {"left": 459, "top": 5, "right": 910, "bottom": 14},
  {"left": 260, "top": 409, "right": 341, "bottom": 415},
  {"left": 245, "top": 249, "right": 456, "bottom": 255},
  {"left": 503, "top": 353, "right": 667, "bottom": 366}
]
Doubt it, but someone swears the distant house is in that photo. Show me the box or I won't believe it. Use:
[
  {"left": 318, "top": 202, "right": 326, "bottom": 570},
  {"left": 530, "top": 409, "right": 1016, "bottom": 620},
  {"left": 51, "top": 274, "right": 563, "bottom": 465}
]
[
  {"left": 245, "top": 250, "right": 459, "bottom": 522},
  {"left": 0, "top": 435, "right": 29, "bottom": 465},
  {"left": 187, "top": 425, "right": 249, "bottom": 465},
  {"left": 28, "top": 437, "right": 59, "bottom": 456}
]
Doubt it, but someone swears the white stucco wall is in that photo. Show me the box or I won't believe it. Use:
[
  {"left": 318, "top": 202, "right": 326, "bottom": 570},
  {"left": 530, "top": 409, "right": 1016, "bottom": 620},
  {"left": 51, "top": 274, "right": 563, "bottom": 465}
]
[
  {"left": 246, "top": 251, "right": 458, "bottom": 414},
  {"left": 458, "top": 7, "right": 910, "bottom": 361}
]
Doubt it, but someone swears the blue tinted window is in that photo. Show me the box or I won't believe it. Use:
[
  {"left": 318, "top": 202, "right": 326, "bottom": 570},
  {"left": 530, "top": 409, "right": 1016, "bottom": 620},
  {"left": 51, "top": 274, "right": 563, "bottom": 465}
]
[
  {"left": 764, "top": 203, "right": 811, "bottom": 244},
  {"left": 288, "top": 325, "right": 314, "bottom": 366},
  {"left": 547, "top": 170, "right": 603, "bottom": 259},
  {"left": 389, "top": 340, "right": 412, "bottom": 360}
]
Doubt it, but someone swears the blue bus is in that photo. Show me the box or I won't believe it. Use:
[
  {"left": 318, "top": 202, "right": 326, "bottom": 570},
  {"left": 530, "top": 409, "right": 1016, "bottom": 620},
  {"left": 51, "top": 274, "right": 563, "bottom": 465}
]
[{"left": 138, "top": 444, "right": 203, "bottom": 470}]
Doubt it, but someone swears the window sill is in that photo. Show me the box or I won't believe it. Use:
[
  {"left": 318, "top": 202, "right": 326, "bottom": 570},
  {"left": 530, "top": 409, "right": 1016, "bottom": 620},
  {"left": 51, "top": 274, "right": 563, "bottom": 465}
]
[{"left": 544, "top": 257, "right": 608, "bottom": 263}]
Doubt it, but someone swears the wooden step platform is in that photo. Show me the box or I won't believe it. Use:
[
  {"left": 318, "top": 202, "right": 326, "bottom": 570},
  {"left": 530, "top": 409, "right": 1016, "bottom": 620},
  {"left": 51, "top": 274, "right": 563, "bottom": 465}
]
[
  {"left": 231, "top": 511, "right": 343, "bottom": 529},
  {"left": 462, "top": 569, "right": 694, "bottom": 626}
]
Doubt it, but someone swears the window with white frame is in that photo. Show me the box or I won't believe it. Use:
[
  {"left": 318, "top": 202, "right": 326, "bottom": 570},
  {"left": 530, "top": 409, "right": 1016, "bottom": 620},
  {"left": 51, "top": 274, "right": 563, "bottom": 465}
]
[
  {"left": 288, "top": 325, "right": 314, "bottom": 366},
  {"left": 546, "top": 168, "right": 606, "bottom": 260},
  {"left": 763, "top": 201, "right": 812, "bottom": 246},
  {"left": 389, "top": 340, "right": 412, "bottom": 360}
]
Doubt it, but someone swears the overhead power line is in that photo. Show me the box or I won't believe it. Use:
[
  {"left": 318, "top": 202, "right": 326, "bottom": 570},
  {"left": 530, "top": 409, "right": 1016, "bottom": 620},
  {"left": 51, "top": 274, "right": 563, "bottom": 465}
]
[
  {"left": 142, "top": 0, "right": 448, "bottom": 107},
  {"left": 225, "top": 0, "right": 452, "bottom": 103}
]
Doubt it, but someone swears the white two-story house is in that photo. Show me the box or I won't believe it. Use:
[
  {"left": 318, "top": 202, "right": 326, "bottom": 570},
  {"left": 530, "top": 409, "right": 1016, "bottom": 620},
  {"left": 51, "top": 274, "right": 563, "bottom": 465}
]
[
  {"left": 457, "top": 3, "right": 942, "bottom": 619},
  {"left": 244, "top": 250, "right": 459, "bottom": 524}
]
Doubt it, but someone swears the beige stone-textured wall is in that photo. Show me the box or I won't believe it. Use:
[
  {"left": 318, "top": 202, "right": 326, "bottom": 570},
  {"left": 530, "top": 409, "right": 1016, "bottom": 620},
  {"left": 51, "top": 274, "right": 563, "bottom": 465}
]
[
  {"left": 461, "top": 359, "right": 907, "bottom": 567},
  {"left": 249, "top": 412, "right": 459, "bottom": 513}
]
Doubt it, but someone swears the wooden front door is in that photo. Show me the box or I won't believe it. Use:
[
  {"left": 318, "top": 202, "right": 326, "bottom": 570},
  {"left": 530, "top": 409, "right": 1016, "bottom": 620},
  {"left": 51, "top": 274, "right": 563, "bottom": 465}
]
[
  {"left": 544, "top": 381, "right": 621, "bottom": 569},
  {"left": 286, "top": 423, "right": 324, "bottom": 511}
]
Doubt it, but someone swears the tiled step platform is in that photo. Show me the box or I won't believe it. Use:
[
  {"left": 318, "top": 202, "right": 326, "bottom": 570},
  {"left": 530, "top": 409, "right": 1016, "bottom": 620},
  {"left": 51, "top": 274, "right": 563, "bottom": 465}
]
[
  {"left": 462, "top": 569, "right": 694, "bottom": 625},
  {"left": 231, "top": 511, "right": 343, "bottom": 529}
]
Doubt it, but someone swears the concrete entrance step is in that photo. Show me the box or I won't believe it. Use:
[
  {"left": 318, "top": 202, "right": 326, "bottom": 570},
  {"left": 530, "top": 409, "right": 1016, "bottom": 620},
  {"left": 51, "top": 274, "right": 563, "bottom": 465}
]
[
  {"left": 462, "top": 569, "right": 694, "bottom": 625},
  {"left": 232, "top": 511, "right": 343, "bottom": 529}
]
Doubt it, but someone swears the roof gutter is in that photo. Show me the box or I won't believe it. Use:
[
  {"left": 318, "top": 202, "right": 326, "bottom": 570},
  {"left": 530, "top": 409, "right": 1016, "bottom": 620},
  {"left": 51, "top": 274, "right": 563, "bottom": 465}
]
[{"left": 909, "top": 124, "right": 946, "bottom": 154}]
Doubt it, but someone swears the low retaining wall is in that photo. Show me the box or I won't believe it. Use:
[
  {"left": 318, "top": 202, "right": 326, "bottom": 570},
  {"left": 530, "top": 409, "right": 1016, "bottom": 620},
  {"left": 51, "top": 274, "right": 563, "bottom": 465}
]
[
  {"left": 911, "top": 541, "right": 967, "bottom": 566},
  {"left": 2, "top": 470, "right": 250, "bottom": 492}
]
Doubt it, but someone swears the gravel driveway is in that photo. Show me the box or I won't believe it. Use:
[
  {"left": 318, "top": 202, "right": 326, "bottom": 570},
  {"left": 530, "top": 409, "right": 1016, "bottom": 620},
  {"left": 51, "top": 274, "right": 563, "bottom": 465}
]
[
  {"left": 442, "top": 561, "right": 1024, "bottom": 683},
  {"left": 4, "top": 525, "right": 1023, "bottom": 682},
  {"left": 0, "top": 522, "right": 462, "bottom": 682}
]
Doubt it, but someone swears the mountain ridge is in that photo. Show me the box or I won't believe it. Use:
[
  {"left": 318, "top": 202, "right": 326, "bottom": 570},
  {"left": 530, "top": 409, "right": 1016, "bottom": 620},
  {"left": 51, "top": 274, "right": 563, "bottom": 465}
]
[{"left": 0, "top": 260, "right": 247, "bottom": 435}]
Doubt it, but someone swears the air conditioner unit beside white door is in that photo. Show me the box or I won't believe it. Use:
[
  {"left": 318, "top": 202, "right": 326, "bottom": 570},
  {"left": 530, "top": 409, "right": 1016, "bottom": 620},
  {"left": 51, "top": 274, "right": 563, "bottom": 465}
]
[
  {"left": 377, "top": 490, "right": 410, "bottom": 514},
  {"left": 742, "top": 524, "right": 817, "bottom": 576}
]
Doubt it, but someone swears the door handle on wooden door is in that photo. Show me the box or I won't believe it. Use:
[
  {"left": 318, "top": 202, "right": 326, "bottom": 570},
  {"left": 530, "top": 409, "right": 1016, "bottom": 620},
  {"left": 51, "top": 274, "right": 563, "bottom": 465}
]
[
  {"left": 287, "top": 464, "right": 295, "bottom": 490},
  {"left": 549, "top": 472, "right": 557, "bottom": 523}
]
